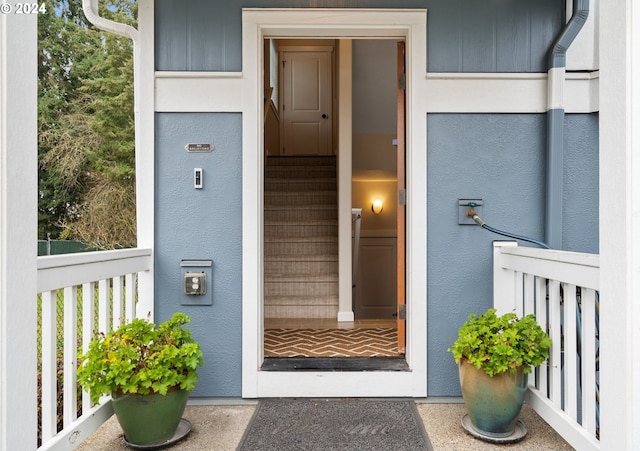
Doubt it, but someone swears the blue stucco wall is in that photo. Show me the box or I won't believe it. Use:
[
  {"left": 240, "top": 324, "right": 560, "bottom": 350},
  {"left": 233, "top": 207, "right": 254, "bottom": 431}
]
[
  {"left": 152, "top": 3, "right": 598, "bottom": 398},
  {"left": 564, "top": 113, "right": 599, "bottom": 253},
  {"left": 155, "top": 113, "right": 243, "bottom": 397},
  {"left": 426, "top": 113, "right": 599, "bottom": 396},
  {"left": 152, "top": 111, "right": 599, "bottom": 398},
  {"left": 155, "top": 0, "right": 563, "bottom": 73}
]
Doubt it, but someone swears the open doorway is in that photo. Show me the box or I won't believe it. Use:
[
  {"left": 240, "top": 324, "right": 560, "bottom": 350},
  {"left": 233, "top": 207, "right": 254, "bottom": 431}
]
[
  {"left": 262, "top": 38, "right": 405, "bottom": 367},
  {"left": 242, "top": 7, "right": 427, "bottom": 398}
]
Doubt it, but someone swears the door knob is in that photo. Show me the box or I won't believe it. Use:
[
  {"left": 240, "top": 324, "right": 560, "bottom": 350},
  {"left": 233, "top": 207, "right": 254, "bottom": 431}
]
[{"left": 322, "top": 114, "right": 327, "bottom": 119}]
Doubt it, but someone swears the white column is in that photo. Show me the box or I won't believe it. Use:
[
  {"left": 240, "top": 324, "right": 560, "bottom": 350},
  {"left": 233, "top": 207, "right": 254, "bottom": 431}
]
[
  {"left": 135, "top": 0, "right": 155, "bottom": 320},
  {"left": 0, "top": 11, "right": 38, "bottom": 450},
  {"left": 241, "top": 10, "right": 262, "bottom": 397},
  {"left": 599, "top": 1, "right": 640, "bottom": 450},
  {"left": 632, "top": 5, "right": 640, "bottom": 446},
  {"left": 337, "top": 39, "right": 354, "bottom": 322}
]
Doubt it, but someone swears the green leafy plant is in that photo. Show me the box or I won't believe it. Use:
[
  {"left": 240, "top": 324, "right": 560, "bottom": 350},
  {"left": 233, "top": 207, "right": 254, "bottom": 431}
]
[
  {"left": 78, "top": 312, "right": 204, "bottom": 404},
  {"left": 448, "top": 308, "right": 552, "bottom": 377}
]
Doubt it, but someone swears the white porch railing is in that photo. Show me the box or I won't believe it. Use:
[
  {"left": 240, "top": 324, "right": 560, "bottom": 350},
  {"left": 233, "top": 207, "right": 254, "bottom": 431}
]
[
  {"left": 493, "top": 241, "right": 600, "bottom": 451},
  {"left": 37, "top": 248, "right": 152, "bottom": 451}
]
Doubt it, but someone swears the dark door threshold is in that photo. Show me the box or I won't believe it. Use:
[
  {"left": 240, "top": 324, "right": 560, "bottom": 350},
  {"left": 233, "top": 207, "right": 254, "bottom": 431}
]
[{"left": 261, "top": 356, "right": 409, "bottom": 371}]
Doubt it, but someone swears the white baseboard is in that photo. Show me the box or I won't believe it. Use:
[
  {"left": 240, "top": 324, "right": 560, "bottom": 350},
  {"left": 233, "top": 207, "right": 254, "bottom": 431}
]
[{"left": 337, "top": 310, "right": 355, "bottom": 322}]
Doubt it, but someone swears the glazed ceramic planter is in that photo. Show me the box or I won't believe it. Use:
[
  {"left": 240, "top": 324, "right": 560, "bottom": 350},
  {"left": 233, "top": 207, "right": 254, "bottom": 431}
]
[
  {"left": 458, "top": 359, "right": 527, "bottom": 438},
  {"left": 111, "top": 388, "right": 189, "bottom": 446}
]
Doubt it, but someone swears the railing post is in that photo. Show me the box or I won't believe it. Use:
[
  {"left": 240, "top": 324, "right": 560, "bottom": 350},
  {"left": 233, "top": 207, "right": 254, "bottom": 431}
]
[
  {"left": 136, "top": 270, "right": 154, "bottom": 322},
  {"left": 492, "top": 241, "right": 518, "bottom": 315}
]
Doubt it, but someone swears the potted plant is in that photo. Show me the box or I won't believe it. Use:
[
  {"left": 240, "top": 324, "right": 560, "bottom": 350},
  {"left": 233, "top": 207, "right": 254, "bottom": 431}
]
[
  {"left": 78, "top": 312, "right": 204, "bottom": 447},
  {"left": 448, "top": 308, "right": 552, "bottom": 442}
]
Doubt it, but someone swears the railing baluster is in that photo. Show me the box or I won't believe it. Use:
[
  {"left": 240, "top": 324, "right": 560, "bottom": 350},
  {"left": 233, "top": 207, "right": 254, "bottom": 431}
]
[
  {"left": 563, "top": 283, "right": 578, "bottom": 421},
  {"left": 523, "top": 274, "right": 535, "bottom": 315},
  {"left": 582, "top": 288, "right": 598, "bottom": 435},
  {"left": 41, "top": 290, "right": 58, "bottom": 441},
  {"left": 98, "top": 279, "right": 110, "bottom": 334},
  {"left": 125, "top": 273, "right": 135, "bottom": 322},
  {"left": 112, "top": 275, "right": 124, "bottom": 328},
  {"left": 535, "top": 276, "right": 549, "bottom": 396},
  {"left": 514, "top": 270, "right": 524, "bottom": 317},
  {"left": 82, "top": 281, "right": 95, "bottom": 413},
  {"left": 548, "top": 279, "right": 562, "bottom": 408},
  {"left": 523, "top": 274, "right": 535, "bottom": 373},
  {"left": 63, "top": 286, "right": 78, "bottom": 427}
]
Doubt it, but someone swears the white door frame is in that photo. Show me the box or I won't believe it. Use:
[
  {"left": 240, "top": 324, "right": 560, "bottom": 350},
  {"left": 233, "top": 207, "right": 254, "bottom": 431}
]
[{"left": 241, "top": 8, "right": 428, "bottom": 398}]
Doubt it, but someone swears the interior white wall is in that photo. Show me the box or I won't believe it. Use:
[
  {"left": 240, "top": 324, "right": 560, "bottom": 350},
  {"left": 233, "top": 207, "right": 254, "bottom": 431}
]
[
  {"left": 269, "top": 39, "right": 278, "bottom": 105},
  {"left": 352, "top": 40, "right": 397, "bottom": 137},
  {"left": 352, "top": 179, "right": 397, "bottom": 236},
  {"left": 351, "top": 38, "right": 398, "bottom": 244}
]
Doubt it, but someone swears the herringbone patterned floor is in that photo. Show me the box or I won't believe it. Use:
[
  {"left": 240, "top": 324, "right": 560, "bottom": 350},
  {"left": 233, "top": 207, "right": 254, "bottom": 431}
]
[{"left": 264, "top": 328, "right": 400, "bottom": 357}]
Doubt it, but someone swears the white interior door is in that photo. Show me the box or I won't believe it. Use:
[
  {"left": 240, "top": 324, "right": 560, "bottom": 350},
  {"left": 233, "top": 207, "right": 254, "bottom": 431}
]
[{"left": 281, "top": 48, "right": 332, "bottom": 155}]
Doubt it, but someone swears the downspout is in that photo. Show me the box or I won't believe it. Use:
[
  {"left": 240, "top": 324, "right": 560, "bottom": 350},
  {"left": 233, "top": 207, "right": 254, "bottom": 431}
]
[{"left": 545, "top": 0, "right": 589, "bottom": 249}]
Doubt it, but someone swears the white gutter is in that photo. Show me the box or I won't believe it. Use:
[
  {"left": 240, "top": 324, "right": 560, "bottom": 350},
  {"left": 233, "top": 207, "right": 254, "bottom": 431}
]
[{"left": 82, "top": 0, "right": 138, "bottom": 41}]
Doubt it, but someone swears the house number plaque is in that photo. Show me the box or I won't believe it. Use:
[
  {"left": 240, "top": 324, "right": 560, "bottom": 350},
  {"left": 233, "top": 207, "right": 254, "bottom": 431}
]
[{"left": 185, "top": 143, "right": 214, "bottom": 152}]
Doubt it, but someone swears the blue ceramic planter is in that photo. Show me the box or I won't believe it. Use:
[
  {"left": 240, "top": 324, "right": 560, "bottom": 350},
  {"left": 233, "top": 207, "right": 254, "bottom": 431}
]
[{"left": 459, "top": 359, "right": 527, "bottom": 438}]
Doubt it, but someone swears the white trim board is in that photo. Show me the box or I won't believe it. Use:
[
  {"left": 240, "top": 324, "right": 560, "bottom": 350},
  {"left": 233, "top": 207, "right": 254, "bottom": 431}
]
[
  {"left": 155, "top": 71, "right": 598, "bottom": 114},
  {"left": 241, "top": 8, "right": 428, "bottom": 399}
]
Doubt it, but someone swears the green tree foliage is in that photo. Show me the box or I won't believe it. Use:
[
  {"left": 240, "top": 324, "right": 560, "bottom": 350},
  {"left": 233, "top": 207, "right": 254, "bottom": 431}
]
[{"left": 38, "top": 0, "right": 137, "bottom": 248}]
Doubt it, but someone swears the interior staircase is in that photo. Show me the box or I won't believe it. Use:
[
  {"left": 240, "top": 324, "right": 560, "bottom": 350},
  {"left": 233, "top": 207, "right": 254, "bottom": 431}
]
[{"left": 264, "top": 155, "right": 339, "bottom": 318}]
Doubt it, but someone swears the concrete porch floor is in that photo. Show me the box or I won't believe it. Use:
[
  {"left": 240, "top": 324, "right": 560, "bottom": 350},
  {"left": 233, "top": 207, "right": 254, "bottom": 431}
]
[{"left": 76, "top": 400, "right": 575, "bottom": 451}]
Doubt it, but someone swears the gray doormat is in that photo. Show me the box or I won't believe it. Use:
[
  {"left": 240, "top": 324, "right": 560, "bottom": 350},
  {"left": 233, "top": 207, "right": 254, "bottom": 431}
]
[{"left": 237, "top": 399, "right": 433, "bottom": 451}]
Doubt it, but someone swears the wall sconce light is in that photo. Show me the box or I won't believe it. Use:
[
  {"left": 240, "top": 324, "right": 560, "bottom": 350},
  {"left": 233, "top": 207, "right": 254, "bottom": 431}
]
[{"left": 371, "top": 199, "right": 384, "bottom": 215}]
